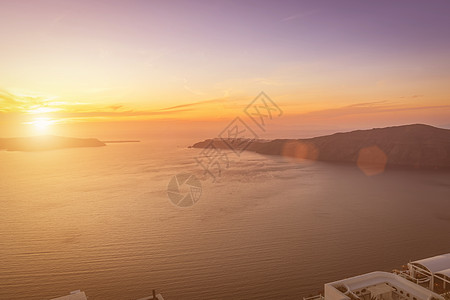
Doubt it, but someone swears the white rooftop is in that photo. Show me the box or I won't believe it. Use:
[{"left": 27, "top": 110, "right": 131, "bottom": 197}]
[
  {"left": 325, "top": 271, "right": 444, "bottom": 300},
  {"left": 50, "top": 290, "right": 87, "bottom": 300},
  {"left": 49, "top": 290, "right": 165, "bottom": 300},
  {"left": 366, "top": 283, "right": 395, "bottom": 296},
  {"left": 436, "top": 268, "right": 450, "bottom": 278},
  {"left": 411, "top": 253, "right": 450, "bottom": 274}
]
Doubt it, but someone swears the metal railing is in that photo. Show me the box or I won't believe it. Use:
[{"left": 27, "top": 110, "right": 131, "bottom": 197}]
[
  {"left": 395, "top": 270, "right": 431, "bottom": 285},
  {"left": 303, "top": 294, "right": 325, "bottom": 300}
]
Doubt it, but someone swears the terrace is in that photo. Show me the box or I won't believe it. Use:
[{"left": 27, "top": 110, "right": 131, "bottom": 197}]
[{"left": 322, "top": 271, "right": 444, "bottom": 300}]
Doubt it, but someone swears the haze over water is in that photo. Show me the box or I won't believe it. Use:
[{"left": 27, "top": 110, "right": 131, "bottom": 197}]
[{"left": 1, "top": 142, "right": 449, "bottom": 300}]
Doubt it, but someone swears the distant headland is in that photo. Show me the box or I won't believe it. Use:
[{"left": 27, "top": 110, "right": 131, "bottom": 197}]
[
  {"left": 191, "top": 124, "right": 450, "bottom": 170},
  {"left": 0, "top": 136, "right": 109, "bottom": 152},
  {"left": 0, "top": 136, "right": 142, "bottom": 151},
  {"left": 0, "top": 136, "right": 106, "bottom": 151}
]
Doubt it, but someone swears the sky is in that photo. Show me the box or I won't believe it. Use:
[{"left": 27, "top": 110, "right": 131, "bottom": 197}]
[{"left": 1, "top": 0, "right": 449, "bottom": 138}]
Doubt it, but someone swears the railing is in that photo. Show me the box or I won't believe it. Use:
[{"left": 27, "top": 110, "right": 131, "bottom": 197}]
[
  {"left": 303, "top": 294, "right": 325, "bottom": 300},
  {"left": 440, "top": 291, "right": 450, "bottom": 300},
  {"left": 394, "top": 270, "right": 430, "bottom": 285}
]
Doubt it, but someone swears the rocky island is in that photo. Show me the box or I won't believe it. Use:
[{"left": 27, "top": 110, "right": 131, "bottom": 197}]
[
  {"left": 191, "top": 124, "right": 450, "bottom": 170},
  {"left": 0, "top": 136, "right": 106, "bottom": 151}
]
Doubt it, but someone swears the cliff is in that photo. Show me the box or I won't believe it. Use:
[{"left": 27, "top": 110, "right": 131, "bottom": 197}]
[{"left": 191, "top": 124, "right": 450, "bottom": 170}]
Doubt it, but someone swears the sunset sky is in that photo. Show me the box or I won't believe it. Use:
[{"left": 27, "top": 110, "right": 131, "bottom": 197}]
[{"left": 1, "top": 0, "right": 449, "bottom": 138}]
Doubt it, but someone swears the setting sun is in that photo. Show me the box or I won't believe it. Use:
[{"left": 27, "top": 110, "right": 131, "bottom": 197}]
[{"left": 26, "top": 117, "right": 55, "bottom": 135}]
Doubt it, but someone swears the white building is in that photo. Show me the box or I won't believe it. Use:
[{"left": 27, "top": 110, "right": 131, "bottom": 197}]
[
  {"left": 306, "top": 253, "right": 450, "bottom": 300},
  {"left": 406, "top": 253, "right": 450, "bottom": 293},
  {"left": 50, "top": 289, "right": 164, "bottom": 300},
  {"left": 50, "top": 290, "right": 87, "bottom": 300}
]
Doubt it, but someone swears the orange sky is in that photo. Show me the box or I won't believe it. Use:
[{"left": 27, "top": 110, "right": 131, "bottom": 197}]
[
  {"left": 2, "top": 87, "right": 448, "bottom": 140},
  {"left": 1, "top": 0, "right": 449, "bottom": 139}
]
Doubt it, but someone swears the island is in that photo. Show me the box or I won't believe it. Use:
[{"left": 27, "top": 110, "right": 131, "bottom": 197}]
[
  {"left": 0, "top": 136, "right": 106, "bottom": 151},
  {"left": 191, "top": 124, "right": 450, "bottom": 170}
]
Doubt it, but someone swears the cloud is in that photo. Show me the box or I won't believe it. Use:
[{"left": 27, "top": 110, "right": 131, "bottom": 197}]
[
  {"left": 0, "top": 90, "right": 25, "bottom": 105},
  {"left": 173, "top": 77, "right": 206, "bottom": 96},
  {"left": 0, "top": 89, "right": 193, "bottom": 123},
  {"left": 52, "top": 108, "right": 192, "bottom": 119},
  {"left": 161, "top": 97, "right": 229, "bottom": 111},
  {"left": 183, "top": 83, "right": 206, "bottom": 96},
  {"left": 300, "top": 101, "right": 450, "bottom": 119},
  {"left": 280, "top": 10, "right": 317, "bottom": 22},
  {"left": 109, "top": 105, "right": 123, "bottom": 111},
  {"left": 0, "top": 90, "right": 46, "bottom": 111},
  {"left": 0, "top": 89, "right": 84, "bottom": 113},
  {"left": 399, "top": 95, "right": 424, "bottom": 99}
]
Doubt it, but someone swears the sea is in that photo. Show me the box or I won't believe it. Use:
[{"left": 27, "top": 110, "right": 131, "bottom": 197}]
[{"left": 1, "top": 140, "right": 449, "bottom": 300}]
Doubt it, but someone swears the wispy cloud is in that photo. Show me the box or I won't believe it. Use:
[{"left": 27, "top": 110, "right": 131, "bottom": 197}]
[
  {"left": 300, "top": 101, "right": 450, "bottom": 119},
  {"left": 0, "top": 89, "right": 192, "bottom": 123},
  {"left": 280, "top": 10, "right": 318, "bottom": 22},
  {"left": 53, "top": 109, "right": 192, "bottom": 119},
  {"left": 0, "top": 90, "right": 59, "bottom": 112},
  {"left": 171, "top": 77, "right": 206, "bottom": 96},
  {"left": 161, "top": 98, "right": 229, "bottom": 111}
]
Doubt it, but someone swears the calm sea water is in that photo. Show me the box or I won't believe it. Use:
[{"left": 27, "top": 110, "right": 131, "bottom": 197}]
[{"left": 1, "top": 141, "right": 449, "bottom": 300}]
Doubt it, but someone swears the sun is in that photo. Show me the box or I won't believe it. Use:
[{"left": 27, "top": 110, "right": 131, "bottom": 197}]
[{"left": 27, "top": 117, "right": 55, "bottom": 135}]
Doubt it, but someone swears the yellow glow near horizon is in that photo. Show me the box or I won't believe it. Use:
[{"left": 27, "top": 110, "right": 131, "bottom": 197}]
[{"left": 26, "top": 117, "right": 56, "bottom": 135}]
